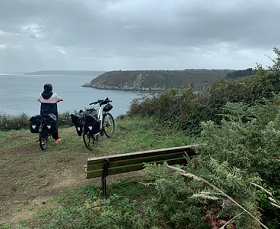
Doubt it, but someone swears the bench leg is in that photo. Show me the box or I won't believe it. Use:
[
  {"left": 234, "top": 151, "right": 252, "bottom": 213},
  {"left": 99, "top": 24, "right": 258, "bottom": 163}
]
[
  {"left": 102, "top": 176, "right": 107, "bottom": 197},
  {"left": 102, "top": 159, "right": 110, "bottom": 197}
]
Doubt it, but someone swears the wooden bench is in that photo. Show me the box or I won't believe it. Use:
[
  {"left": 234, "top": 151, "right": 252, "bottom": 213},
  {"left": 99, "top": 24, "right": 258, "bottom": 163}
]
[{"left": 85, "top": 145, "right": 196, "bottom": 197}]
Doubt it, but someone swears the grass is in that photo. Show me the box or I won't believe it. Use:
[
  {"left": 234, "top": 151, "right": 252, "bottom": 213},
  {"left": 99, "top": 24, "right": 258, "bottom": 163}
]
[{"left": 0, "top": 115, "right": 198, "bottom": 228}]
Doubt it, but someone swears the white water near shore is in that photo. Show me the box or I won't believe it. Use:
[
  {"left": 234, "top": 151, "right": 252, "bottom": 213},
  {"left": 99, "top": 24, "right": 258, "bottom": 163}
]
[{"left": 0, "top": 74, "right": 148, "bottom": 117}]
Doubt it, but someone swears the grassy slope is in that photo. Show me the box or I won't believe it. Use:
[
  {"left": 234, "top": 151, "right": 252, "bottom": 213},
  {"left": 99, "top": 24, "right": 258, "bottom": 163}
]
[{"left": 0, "top": 116, "right": 199, "bottom": 228}]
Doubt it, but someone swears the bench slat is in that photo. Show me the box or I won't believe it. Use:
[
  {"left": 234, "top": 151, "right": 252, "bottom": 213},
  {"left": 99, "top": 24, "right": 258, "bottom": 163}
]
[
  {"left": 86, "top": 157, "right": 187, "bottom": 178},
  {"left": 86, "top": 151, "right": 189, "bottom": 171},
  {"left": 87, "top": 145, "right": 195, "bottom": 165},
  {"left": 85, "top": 169, "right": 104, "bottom": 178}
]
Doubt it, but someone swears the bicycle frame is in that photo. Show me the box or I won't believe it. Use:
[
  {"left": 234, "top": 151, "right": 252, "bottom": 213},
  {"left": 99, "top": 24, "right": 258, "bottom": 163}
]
[
  {"left": 97, "top": 103, "right": 106, "bottom": 132},
  {"left": 38, "top": 116, "right": 49, "bottom": 136},
  {"left": 89, "top": 97, "right": 113, "bottom": 133}
]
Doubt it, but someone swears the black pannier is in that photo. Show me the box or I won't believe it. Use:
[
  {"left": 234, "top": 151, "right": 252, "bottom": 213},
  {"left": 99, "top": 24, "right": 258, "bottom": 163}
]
[
  {"left": 43, "top": 114, "right": 57, "bottom": 133},
  {"left": 29, "top": 115, "right": 41, "bottom": 133},
  {"left": 103, "top": 103, "right": 113, "bottom": 112},
  {"left": 71, "top": 113, "right": 83, "bottom": 136},
  {"left": 85, "top": 113, "right": 100, "bottom": 135}
]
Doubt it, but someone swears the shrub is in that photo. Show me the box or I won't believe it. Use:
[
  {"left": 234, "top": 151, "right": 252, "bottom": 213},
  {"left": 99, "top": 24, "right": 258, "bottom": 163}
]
[
  {"left": 197, "top": 99, "right": 280, "bottom": 228},
  {"left": 138, "top": 98, "right": 280, "bottom": 228},
  {"left": 141, "top": 161, "right": 262, "bottom": 229},
  {"left": 0, "top": 113, "right": 29, "bottom": 131},
  {"left": 58, "top": 111, "right": 73, "bottom": 126},
  {"left": 0, "top": 112, "right": 73, "bottom": 131}
]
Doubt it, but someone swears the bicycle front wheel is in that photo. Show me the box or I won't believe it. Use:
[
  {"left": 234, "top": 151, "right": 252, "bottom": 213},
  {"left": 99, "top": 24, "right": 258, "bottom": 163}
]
[
  {"left": 39, "top": 131, "right": 49, "bottom": 150},
  {"left": 83, "top": 133, "right": 98, "bottom": 151},
  {"left": 103, "top": 113, "right": 115, "bottom": 138}
]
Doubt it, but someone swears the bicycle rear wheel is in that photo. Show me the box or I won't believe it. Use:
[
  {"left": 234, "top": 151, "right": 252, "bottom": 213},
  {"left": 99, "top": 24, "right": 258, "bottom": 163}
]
[
  {"left": 39, "top": 131, "right": 49, "bottom": 150},
  {"left": 103, "top": 113, "right": 115, "bottom": 138},
  {"left": 83, "top": 133, "right": 98, "bottom": 151}
]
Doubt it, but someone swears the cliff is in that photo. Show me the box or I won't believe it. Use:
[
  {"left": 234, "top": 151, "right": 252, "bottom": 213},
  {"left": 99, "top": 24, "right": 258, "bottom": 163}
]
[{"left": 82, "top": 69, "right": 234, "bottom": 91}]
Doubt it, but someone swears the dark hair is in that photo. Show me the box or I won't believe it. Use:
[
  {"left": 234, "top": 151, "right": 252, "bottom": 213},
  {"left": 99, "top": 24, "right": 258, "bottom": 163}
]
[{"left": 44, "top": 83, "right": 53, "bottom": 92}]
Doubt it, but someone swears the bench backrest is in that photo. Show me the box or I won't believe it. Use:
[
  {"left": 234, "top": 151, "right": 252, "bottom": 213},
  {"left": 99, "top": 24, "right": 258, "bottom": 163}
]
[{"left": 86, "top": 145, "right": 196, "bottom": 179}]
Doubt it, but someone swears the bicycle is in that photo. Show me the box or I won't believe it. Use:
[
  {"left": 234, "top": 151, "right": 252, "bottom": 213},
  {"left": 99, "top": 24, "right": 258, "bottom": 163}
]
[
  {"left": 71, "top": 97, "right": 115, "bottom": 151},
  {"left": 30, "top": 113, "right": 57, "bottom": 150}
]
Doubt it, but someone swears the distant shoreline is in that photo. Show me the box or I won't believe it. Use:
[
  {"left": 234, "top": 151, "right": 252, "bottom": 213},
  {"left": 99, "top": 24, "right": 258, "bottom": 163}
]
[{"left": 24, "top": 70, "right": 106, "bottom": 76}]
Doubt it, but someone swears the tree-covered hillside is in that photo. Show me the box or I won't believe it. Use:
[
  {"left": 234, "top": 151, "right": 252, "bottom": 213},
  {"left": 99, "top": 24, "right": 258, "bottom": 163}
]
[{"left": 82, "top": 69, "right": 236, "bottom": 91}]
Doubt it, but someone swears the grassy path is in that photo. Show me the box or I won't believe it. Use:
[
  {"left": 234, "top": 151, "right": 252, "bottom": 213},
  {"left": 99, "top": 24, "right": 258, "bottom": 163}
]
[{"left": 0, "top": 116, "right": 196, "bottom": 228}]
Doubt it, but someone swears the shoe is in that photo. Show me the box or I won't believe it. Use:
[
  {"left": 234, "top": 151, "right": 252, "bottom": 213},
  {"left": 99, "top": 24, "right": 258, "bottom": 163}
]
[
  {"left": 54, "top": 138, "right": 61, "bottom": 143},
  {"left": 41, "top": 140, "right": 45, "bottom": 145}
]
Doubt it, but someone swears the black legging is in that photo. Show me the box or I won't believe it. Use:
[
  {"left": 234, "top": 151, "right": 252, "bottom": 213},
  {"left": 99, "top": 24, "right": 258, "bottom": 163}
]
[{"left": 52, "top": 128, "right": 59, "bottom": 140}]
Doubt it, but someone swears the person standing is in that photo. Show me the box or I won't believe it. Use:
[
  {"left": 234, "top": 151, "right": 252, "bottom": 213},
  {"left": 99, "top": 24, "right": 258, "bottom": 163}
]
[{"left": 38, "top": 83, "right": 63, "bottom": 143}]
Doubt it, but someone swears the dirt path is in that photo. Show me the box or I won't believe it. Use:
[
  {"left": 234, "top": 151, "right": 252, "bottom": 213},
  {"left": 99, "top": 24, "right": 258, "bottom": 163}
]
[
  {"left": 0, "top": 143, "right": 89, "bottom": 226},
  {"left": 0, "top": 130, "right": 137, "bottom": 227}
]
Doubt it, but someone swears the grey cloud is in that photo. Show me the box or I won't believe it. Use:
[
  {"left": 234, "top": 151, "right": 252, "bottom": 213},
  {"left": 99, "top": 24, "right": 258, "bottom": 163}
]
[{"left": 0, "top": 0, "right": 279, "bottom": 72}]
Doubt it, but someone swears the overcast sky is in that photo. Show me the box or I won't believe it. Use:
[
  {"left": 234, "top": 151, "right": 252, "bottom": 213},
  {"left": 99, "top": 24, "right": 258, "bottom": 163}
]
[{"left": 0, "top": 0, "right": 279, "bottom": 73}]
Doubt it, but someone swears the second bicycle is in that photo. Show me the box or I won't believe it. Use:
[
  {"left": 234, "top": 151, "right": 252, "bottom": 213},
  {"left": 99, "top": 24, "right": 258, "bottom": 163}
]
[{"left": 70, "top": 97, "right": 115, "bottom": 151}]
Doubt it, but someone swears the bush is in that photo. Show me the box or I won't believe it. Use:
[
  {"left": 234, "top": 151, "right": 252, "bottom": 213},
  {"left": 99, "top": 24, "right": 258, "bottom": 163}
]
[
  {"left": 139, "top": 160, "right": 262, "bottom": 229},
  {"left": 197, "top": 99, "right": 280, "bottom": 228},
  {"left": 0, "top": 112, "right": 73, "bottom": 131},
  {"left": 138, "top": 98, "right": 280, "bottom": 228},
  {"left": 0, "top": 113, "right": 29, "bottom": 131}
]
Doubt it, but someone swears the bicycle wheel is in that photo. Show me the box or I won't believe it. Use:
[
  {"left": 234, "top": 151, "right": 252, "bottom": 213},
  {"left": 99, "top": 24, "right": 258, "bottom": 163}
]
[
  {"left": 103, "top": 113, "right": 115, "bottom": 138},
  {"left": 39, "top": 131, "right": 49, "bottom": 150},
  {"left": 83, "top": 133, "right": 98, "bottom": 151}
]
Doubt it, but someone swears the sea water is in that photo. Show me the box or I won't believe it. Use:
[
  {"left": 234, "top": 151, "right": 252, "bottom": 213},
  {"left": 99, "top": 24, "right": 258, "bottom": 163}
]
[{"left": 0, "top": 73, "right": 147, "bottom": 117}]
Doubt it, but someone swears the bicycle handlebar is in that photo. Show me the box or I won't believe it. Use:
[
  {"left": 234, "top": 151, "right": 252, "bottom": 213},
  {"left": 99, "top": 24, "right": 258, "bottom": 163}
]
[{"left": 89, "top": 97, "right": 112, "bottom": 105}]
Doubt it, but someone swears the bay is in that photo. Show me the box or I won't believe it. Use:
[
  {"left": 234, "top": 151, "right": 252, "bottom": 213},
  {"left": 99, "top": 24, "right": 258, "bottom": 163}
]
[{"left": 0, "top": 73, "right": 147, "bottom": 118}]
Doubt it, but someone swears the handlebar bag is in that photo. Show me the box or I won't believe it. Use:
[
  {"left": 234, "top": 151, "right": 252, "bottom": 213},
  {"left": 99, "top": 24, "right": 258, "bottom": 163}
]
[
  {"left": 29, "top": 115, "right": 41, "bottom": 133},
  {"left": 71, "top": 114, "right": 83, "bottom": 136},
  {"left": 103, "top": 103, "right": 113, "bottom": 112},
  {"left": 85, "top": 113, "right": 100, "bottom": 135}
]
